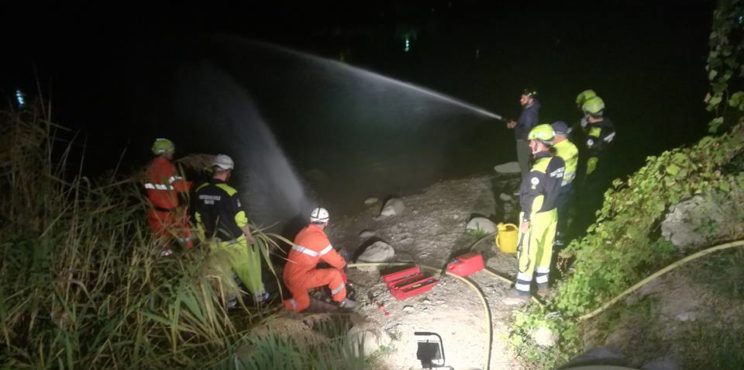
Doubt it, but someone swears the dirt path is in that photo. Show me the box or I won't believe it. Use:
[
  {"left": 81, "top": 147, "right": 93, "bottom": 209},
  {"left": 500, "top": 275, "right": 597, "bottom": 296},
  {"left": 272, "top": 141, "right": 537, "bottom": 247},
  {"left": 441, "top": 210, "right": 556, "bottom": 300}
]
[{"left": 327, "top": 174, "right": 527, "bottom": 369}]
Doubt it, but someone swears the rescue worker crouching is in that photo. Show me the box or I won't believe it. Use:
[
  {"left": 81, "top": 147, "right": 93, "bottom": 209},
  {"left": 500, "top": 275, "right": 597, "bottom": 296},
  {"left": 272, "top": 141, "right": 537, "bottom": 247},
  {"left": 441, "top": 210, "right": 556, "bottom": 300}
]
[
  {"left": 143, "top": 138, "right": 193, "bottom": 256},
  {"left": 504, "top": 124, "right": 565, "bottom": 304},
  {"left": 283, "top": 208, "right": 357, "bottom": 313},
  {"left": 194, "top": 154, "right": 269, "bottom": 306}
]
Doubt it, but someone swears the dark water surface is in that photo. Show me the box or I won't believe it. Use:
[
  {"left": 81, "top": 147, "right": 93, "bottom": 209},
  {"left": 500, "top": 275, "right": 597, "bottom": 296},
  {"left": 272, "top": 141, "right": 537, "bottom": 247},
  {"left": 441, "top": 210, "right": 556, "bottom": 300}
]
[{"left": 4, "top": 3, "right": 713, "bottom": 229}]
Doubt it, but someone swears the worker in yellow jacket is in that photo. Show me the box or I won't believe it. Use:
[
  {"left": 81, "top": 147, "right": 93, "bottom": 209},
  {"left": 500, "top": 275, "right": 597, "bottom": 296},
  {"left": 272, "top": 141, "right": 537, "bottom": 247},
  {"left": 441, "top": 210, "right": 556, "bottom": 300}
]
[
  {"left": 194, "top": 154, "right": 268, "bottom": 307},
  {"left": 550, "top": 121, "right": 579, "bottom": 249},
  {"left": 504, "top": 124, "right": 565, "bottom": 304}
]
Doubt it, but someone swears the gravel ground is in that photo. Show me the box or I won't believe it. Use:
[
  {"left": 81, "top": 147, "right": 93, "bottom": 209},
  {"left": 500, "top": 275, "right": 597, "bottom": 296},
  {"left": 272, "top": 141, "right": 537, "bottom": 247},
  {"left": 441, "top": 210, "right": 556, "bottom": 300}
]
[{"left": 326, "top": 174, "right": 527, "bottom": 370}]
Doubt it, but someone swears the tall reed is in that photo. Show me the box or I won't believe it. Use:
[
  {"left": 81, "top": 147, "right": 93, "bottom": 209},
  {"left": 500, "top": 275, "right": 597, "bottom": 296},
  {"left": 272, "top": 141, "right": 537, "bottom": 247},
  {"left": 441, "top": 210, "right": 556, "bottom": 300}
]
[{"left": 0, "top": 105, "right": 369, "bottom": 369}]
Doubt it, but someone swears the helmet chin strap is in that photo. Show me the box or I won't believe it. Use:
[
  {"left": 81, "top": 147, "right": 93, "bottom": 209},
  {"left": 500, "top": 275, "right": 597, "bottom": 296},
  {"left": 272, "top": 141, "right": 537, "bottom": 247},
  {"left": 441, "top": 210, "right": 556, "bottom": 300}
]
[
  {"left": 529, "top": 140, "right": 539, "bottom": 155},
  {"left": 530, "top": 141, "right": 551, "bottom": 155}
]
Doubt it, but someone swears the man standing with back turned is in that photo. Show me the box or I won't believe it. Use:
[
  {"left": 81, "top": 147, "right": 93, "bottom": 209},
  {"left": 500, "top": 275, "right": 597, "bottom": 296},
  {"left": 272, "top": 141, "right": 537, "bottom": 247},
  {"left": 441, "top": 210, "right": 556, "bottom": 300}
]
[
  {"left": 194, "top": 154, "right": 268, "bottom": 305},
  {"left": 143, "top": 138, "right": 193, "bottom": 256}
]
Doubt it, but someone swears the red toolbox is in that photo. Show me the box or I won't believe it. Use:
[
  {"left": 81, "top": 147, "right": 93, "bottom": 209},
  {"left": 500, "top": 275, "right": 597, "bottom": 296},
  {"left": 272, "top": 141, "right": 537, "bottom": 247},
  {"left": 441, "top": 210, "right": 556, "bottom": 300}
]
[
  {"left": 446, "top": 252, "right": 485, "bottom": 277},
  {"left": 382, "top": 266, "right": 438, "bottom": 300}
]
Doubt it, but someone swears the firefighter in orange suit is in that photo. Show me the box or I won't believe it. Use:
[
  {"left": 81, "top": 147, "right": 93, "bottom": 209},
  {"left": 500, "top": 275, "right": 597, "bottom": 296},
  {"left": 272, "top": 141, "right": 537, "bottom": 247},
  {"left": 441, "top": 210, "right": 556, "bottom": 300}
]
[
  {"left": 143, "top": 138, "right": 193, "bottom": 255},
  {"left": 283, "top": 208, "right": 357, "bottom": 312}
]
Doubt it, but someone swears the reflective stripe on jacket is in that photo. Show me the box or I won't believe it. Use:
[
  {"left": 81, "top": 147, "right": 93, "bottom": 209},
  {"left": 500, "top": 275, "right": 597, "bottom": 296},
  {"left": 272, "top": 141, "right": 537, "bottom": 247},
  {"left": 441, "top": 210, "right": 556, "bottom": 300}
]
[
  {"left": 553, "top": 139, "right": 579, "bottom": 186},
  {"left": 519, "top": 151, "right": 565, "bottom": 221},
  {"left": 585, "top": 116, "right": 616, "bottom": 157},
  {"left": 144, "top": 156, "right": 191, "bottom": 210},
  {"left": 194, "top": 179, "right": 248, "bottom": 241},
  {"left": 286, "top": 224, "right": 346, "bottom": 273}
]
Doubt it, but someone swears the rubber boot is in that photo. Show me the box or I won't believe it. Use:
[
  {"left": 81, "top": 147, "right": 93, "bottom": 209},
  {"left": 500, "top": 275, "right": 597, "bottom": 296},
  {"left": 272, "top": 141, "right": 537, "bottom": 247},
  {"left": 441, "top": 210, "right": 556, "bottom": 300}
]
[
  {"left": 339, "top": 298, "right": 357, "bottom": 309},
  {"left": 503, "top": 289, "right": 530, "bottom": 306},
  {"left": 537, "top": 283, "right": 550, "bottom": 299}
]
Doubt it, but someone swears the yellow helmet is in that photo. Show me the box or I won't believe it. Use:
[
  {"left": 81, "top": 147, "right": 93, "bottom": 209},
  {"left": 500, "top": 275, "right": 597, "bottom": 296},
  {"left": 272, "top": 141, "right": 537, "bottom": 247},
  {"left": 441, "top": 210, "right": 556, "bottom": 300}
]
[
  {"left": 575, "top": 89, "right": 597, "bottom": 108},
  {"left": 527, "top": 124, "right": 555, "bottom": 144},
  {"left": 582, "top": 96, "right": 605, "bottom": 116},
  {"left": 151, "top": 138, "right": 175, "bottom": 155}
]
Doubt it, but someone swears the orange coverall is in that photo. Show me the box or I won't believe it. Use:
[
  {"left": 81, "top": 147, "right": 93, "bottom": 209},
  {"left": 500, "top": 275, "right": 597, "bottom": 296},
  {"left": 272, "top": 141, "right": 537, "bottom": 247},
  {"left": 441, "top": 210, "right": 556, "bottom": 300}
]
[
  {"left": 144, "top": 156, "right": 193, "bottom": 248},
  {"left": 283, "top": 224, "right": 347, "bottom": 312}
]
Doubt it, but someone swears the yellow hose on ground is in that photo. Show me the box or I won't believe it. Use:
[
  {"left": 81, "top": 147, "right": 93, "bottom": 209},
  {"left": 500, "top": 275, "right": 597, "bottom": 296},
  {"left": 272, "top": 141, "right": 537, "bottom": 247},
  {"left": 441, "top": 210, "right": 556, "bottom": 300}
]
[
  {"left": 348, "top": 262, "right": 493, "bottom": 370},
  {"left": 469, "top": 231, "right": 497, "bottom": 251},
  {"left": 346, "top": 230, "right": 553, "bottom": 369},
  {"left": 578, "top": 239, "right": 744, "bottom": 322},
  {"left": 351, "top": 237, "right": 744, "bottom": 368}
]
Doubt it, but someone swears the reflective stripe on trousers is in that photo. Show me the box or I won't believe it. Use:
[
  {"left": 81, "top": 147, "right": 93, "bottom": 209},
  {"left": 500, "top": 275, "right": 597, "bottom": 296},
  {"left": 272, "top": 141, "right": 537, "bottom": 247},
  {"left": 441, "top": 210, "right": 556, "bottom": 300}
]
[
  {"left": 284, "top": 298, "right": 299, "bottom": 312},
  {"left": 331, "top": 282, "right": 345, "bottom": 295},
  {"left": 515, "top": 209, "right": 557, "bottom": 293},
  {"left": 283, "top": 268, "right": 346, "bottom": 313},
  {"left": 535, "top": 267, "right": 550, "bottom": 284}
]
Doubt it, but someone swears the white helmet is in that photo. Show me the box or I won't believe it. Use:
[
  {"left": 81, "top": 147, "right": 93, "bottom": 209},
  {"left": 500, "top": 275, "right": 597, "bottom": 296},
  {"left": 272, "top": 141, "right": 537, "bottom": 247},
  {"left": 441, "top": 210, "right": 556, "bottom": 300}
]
[
  {"left": 310, "top": 207, "right": 329, "bottom": 223},
  {"left": 213, "top": 154, "right": 234, "bottom": 170}
]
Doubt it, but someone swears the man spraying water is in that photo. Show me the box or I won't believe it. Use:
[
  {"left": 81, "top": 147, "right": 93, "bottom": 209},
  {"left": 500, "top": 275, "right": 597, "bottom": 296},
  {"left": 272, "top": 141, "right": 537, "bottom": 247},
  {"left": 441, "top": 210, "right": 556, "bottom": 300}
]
[{"left": 506, "top": 89, "right": 541, "bottom": 179}]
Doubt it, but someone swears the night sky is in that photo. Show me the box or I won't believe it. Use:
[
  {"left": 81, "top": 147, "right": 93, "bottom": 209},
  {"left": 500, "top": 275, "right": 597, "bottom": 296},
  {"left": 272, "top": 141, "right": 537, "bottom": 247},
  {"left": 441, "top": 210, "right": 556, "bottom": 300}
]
[{"left": 1, "top": 1, "right": 716, "bottom": 214}]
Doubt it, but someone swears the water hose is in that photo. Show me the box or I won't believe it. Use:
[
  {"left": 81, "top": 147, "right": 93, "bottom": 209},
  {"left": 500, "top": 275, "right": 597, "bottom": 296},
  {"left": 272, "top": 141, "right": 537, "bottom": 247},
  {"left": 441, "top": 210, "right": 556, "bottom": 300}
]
[
  {"left": 348, "top": 262, "right": 493, "bottom": 370},
  {"left": 346, "top": 229, "right": 554, "bottom": 369},
  {"left": 468, "top": 231, "right": 497, "bottom": 251},
  {"left": 578, "top": 239, "right": 744, "bottom": 322},
  {"left": 345, "top": 235, "right": 744, "bottom": 367}
]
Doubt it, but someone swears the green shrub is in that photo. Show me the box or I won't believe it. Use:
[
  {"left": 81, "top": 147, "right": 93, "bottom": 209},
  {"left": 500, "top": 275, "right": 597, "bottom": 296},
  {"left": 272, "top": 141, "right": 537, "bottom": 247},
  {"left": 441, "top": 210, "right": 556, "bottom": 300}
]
[{"left": 510, "top": 121, "right": 744, "bottom": 368}]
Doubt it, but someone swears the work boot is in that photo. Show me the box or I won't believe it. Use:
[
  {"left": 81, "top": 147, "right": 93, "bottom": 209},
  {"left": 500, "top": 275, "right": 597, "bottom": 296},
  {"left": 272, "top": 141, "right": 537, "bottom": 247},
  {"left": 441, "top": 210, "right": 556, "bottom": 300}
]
[
  {"left": 339, "top": 298, "right": 358, "bottom": 310},
  {"left": 254, "top": 291, "right": 270, "bottom": 304},
  {"left": 553, "top": 238, "right": 564, "bottom": 248},
  {"left": 502, "top": 289, "right": 530, "bottom": 306},
  {"left": 537, "top": 284, "right": 551, "bottom": 299},
  {"left": 226, "top": 296, "right": 238, "bottom": 310}
]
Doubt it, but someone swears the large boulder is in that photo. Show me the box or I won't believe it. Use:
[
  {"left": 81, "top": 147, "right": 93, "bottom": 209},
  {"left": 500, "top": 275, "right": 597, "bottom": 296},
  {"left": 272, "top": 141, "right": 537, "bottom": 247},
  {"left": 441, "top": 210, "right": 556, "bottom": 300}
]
[
  {"left": 661, "top": 191, "right": 744, "bottom": 252},
  {"left": 661, "top": 195, "right": 716, "bottom": 250},
  {"left": 531, "top": 326, "right": 558, "bottom": 347},
  {"left": 493, "top": 161, "right": 521, "bottom": 176},
  {"left": 379, "top": 198, "right": 405, "bottom": 217},
  {"left": 359, "top": 230, "right": 376, "bottom": 239},
  {"left": 466, "top": 217, "right": 496, "bottom": 234},
  {"left": 356, "top": 241, "right": 395, "bottom": 272},
  {"left": 357, "top": 241, "right": 395, "bottom": 263},
  {"left": 347, "top": 324, "right": 392, "bottom": 356}
]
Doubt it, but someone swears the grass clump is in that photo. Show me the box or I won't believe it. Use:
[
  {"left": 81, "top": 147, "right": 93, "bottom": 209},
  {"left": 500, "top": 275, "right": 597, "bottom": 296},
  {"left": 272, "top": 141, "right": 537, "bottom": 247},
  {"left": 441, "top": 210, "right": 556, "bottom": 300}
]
[{"left": 0, "top": 105, "right": 370, "bottom": 369}]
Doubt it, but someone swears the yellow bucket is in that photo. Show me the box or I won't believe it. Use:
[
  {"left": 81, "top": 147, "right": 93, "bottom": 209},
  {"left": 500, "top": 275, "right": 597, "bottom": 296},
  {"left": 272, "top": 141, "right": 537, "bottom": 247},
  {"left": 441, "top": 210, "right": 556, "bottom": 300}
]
[{"left": 495, "top": 223, "right": 518, "bottom": 254}]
